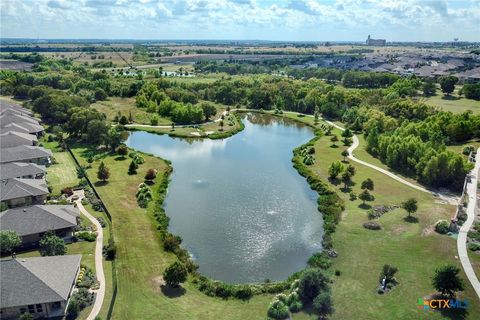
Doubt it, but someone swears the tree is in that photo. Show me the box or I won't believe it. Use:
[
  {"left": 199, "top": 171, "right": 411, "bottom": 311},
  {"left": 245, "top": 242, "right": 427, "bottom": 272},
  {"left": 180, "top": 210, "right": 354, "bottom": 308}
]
[
  {"left": 106, "top": 126, "right": 122, "bottom": 151},
  {"left": 325, "top": 125, "right": 334, "bottom": 135},
  {"left": 117, "top": 145, "right": 128, "bottom": 157},
  {"left": 128, "top": 160, "right": 138, "bottom": 175},
  {"left": 361, "top": 178, "right": 374, "bottom": 191},
  {"left": 0, "top": 230, "right": 21, "bottom": 255},
  {"left": 163, "top": 261, "right": 188, "bottom": 287},
  {"left": 402, "top": 198, "right": 418, "bottom": 217},
  {"left": 200, "top": 102, "right": 217, "bottom": 121},
  {"left": 379, "top": 264, "right": 398, "bottom": 286},
  {"left": 145, "top": 168, "right": 157, "bottom": 181},
  {"left": 341, "top": 149, "right": 349, "bottom": 162},
  {"left": 94, "top": 88, "right": 107, "bottom": 101},
  {"left": 119, "top": 115, "right": 128, "bottom": 125},
  {"left": 128, "top": 111, "right": 133, "bottom": 123},
  {"left": 313, "top": 292, "right": 334, "bottom": 317},
  {"left": 341, "top": 171, "right": 352, "bottom": 189},
  {"left": 432, "top": 265, "right": 464, "bottom": 296},
  {"left": 76, "top": 166, "right": 87, "bottom": 179},
  {"left": 97, "top": 161, "right": 110, "bottom": 182},
  {"left": 422, "top": 79, "right": 436, "bottom": 96},
  {"left": 298, "top": 268, "right": 330, "bottom": 303},
  {"left": 314, "top": 105, "right": 320, "bottom": 123},
  {"left": 219, "top": 120, "right": 224, "bottom": 131},
  {"left": 341, "top": 128, "right": 353, "bottom": 138},
  {"left": 39, "top": 231, "right": 66, "bottom": 256},
  {"left": 346, "top": 164, "right": 356, "bottom": 176},
  {"left": 328, "top": 161, "right": 344, "bottom": 179},
  {"left": 359, "top": 189, "right": 374, "bottom": 205},
  {"left": 330, "top": 134, "right": 338, "bottom": 147},
  {"left": 439, "top": 76, "right": 458, "bottom": 95}
]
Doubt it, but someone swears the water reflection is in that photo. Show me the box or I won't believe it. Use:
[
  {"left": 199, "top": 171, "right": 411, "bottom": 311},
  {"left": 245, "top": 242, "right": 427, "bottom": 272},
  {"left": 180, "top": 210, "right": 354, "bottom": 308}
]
[{"left": 126, "top": 113, "right": 323, "bottom": 283}]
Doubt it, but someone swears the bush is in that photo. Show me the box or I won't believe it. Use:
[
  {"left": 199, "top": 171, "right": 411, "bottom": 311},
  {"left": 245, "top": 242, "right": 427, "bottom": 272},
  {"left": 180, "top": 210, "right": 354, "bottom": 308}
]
[
  {"left": 104, "top": 237, "right": 116, "bottom": 260},
  {"left": 163, "top": 233, "right": 182, "bottom": 252},
  {"left": 233, "top": 285, "right": 253, "bottom": 300},
  {"left": 313, "top": 291, "right": 334, "bottom": 317},
  {"left": 363, "top": 221, "right": 381, "bottom": 230},
  {"left": 335, "top": 269, "right": 341, "bottom": 276},
  {"left": 163, "top": 261, "right": 188, "bottom": 287},
  {"left": 145, "top": 168, "right": 157, "bottom": 181},
  {"left": 298, "top": 269, "right": 330, "bottom": 303},
  {"left": 307, "top": 252, "right": 332, "bottom": 269},
  {"left": 117, "top": 145, "right": 128, "bottom": 157},
  {"left": 61, "top": 187, "right": 73, "bottom": 196},
  {"left": 435, "top": 220, "right": 450, "bottom": 234},
  {"left": 77, "top": 231, "right": 97, "bottom": 242},
  {"left": 468, "top": 242, "right": 480, "bottom": 251},
  {"left": 267, "top": 300, "right": 289, "bottom": 320}
]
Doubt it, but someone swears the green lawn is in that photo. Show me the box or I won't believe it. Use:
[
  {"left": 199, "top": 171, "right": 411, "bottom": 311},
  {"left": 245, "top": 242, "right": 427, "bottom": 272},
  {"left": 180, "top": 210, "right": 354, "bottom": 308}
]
[
  {"left": 422, "top": 86, "right": 480, "bottom": 114},
  {"left": 309, "top": 129, "right": 480, "bottom": 320},
  {"left": 41, "top": 140, "right": 80, "bottom": 194},
  {"left": 70, "top": 145, "right": 282, "bottom": 320}
]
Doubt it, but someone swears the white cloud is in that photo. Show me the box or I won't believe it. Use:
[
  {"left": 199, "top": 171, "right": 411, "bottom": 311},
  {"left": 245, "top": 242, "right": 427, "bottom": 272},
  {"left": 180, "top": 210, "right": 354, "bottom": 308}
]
[{"left": 0, "top": 0, "right": 479, "bottom": 41}]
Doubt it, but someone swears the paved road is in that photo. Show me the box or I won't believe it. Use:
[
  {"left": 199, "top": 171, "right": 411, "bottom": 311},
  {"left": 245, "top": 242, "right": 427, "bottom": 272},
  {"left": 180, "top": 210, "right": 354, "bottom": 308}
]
[
  {"left": 457, "top": 148, "right": 480, "bottom": 300},
  {"left": 75, "top": 196, "right": 106, "bottom": 320}
]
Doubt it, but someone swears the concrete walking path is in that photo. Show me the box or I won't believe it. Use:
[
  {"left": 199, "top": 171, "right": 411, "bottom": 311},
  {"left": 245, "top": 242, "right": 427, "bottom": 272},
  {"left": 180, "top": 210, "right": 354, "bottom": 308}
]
[
  {"left": 75, "top": 196, "right": 106, "bottom": 320},
  {"left": 457, "top": 148, "right": 480, "bottom": 300}
]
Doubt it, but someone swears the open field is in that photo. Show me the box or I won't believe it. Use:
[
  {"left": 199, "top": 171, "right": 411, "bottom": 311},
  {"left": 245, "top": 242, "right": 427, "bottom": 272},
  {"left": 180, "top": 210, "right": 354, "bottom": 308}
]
[
  {"left": 70, "top": 145, "right": 283, "bottom": 320},
  {"left": 422, "top": 86, "right": 480, "bottom": 114},
  {"left": 91, "top": 97, "right": 166, "bottom": 125}
]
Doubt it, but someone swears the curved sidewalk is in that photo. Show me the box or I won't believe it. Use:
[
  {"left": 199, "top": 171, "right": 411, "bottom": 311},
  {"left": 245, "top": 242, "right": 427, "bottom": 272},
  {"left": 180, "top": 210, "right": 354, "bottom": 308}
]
[
  {"left": 457, "top": 149, "right": 480, "bottom": 300},
  {"left": 75, "top": 197, "right": 106, "bottom": 320}
]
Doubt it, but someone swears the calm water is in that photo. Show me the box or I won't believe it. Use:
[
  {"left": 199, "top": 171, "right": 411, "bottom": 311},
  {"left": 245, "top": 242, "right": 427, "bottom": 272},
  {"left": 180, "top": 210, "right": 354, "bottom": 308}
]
[{"left": 126, "top": 113, "right": 323, "bottom": 283}]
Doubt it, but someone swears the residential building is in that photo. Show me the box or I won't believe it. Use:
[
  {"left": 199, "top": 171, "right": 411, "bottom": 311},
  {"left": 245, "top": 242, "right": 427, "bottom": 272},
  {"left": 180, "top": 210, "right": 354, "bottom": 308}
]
[
  {"left": 0, "top": 205, "right": 79, "bottom": 247},
  {"left": 0, "top": 255, "right": 81, "bottom": 319},
  {"left": 0, "top": 162, "right": 46, "bottom": 181},
  {"left": 0, "top": 178, "right": 49, "bottom": 207},
  {"left": 0, "top": 145, "right": 52, "bottom": 165},
  {"left": 0, "top": 122, "right": 44, "bottom": 137},
  {"left": 0, "top": 131, "right": 38, "bottom": 148}
]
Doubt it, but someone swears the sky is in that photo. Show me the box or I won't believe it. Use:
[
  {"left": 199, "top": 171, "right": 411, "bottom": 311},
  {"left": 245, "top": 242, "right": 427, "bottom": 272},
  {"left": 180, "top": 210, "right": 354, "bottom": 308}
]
[{"left": 1, "top": 0, "right": 479, "bottom": 42}]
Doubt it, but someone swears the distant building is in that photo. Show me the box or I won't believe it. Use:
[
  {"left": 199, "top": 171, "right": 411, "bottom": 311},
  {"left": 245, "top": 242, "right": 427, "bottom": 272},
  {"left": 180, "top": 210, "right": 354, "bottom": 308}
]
[{"left": 366, "top": 35, "right": 386, "bottom": 46}]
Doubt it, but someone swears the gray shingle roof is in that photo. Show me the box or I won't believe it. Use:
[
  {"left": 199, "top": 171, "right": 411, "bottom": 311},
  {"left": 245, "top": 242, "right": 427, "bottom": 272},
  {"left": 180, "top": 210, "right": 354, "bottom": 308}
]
[
  {"left": 0, "top": 101, "right": 34, "bottom": 116},
  {"left": 0, "top": 122, "right": 43, "bottom": 135},
  {"left": 0, "top": 130, "right": 37, "bottom": 148},
  {"left": 0, "top": 255, "right": 81, "bottom": 308},
  {"left": 0, "top": 205, "right": 79, "bottom": 236},
  {"left": 0, "top": 113, "right": 40, "bottom": 126},
  {"left": 0, "top": 145, "right": 52, "bottom": 163},
  {"left": 0, "top": 162, "right": 46, "bottom": 180},
  {"left": 0, "top": 178, "right": 48, "bottom": 201}
]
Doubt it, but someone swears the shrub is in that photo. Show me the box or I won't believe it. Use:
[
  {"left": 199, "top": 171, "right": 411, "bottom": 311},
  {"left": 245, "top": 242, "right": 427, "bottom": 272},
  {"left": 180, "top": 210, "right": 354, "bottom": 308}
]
[
  {"left": 163, "top": 261, "right": 188, "bottom": 287},
  {"left": 267, "top": 300, "right": 289, "bottom": 320},
  {"left": 307, "top": 252, "right": 332, "bottom": 269},
  {"left": 128, "top": 160, "right": 138, "bottom": 174},
  {"left": 104, "top": 237, "right": 116, "bottom": 260},
  {"left": 435, "top": 220, "right": 450, "bottom": 234},
  {"left": 313, "top": 291, "right": 334, "bottom": 317},
  {"left": 363, "top": 221, "right": 381, "bottom": 230},
  {"left": 233, "top": 285, "right": 253, "bottom": 300},
  {"left": 145, "top": 168, "right": 157, "bottom": 181},
  {"left": 163, "top": 233, "right": 182, "bottom": 252},
  {"left": 77, "top": 231, "right": 97, "bottom": 242},
  {"left": 298, "top": 269, "right": 330, "bottom": 303},
  {"left": 117, "top": 145, "right": 128, "bottom": 157},
  {"left": 468, "top": 243, "right": 480, "bottom": 251},
  {"left": 349, "top": 192, "right": 357, "bottom": 201},
  {"left": 335, "top": 269, "right": 341, "bottom": 276},
  {"left": 61, "top": 187, "right": 73, "bottom": 196}
]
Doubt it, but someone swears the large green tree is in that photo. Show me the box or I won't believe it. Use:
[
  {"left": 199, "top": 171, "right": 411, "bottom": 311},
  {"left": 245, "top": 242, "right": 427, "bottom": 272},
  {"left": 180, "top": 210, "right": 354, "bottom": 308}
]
[
  {"left": 0, "top": 230, "right": 22, "bottom": 254},
  {"left": 163, "top": 261, "right": 188, "bottom": 287},
  {"left": 39, "top": 232, "right": 66, "bottom": 256},
  {"left": 432, "top": 265, "right": 464, "bottom": 296},
  {"left": 439, "top": 76, "right": 458, "bottom": 95}
]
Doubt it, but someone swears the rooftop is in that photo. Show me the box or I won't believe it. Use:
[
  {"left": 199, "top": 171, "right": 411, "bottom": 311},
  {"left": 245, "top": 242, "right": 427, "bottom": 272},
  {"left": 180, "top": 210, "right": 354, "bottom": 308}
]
[
  {"left": 0, "top": 205, "right": 79, "bottom": 236},
  {"left": 0, "top": 178, "right": 48, "bottom": 201},
  {"left": 0, "top": 145, "right": 52, "bottom": 164},
  {"left": 0, "top": 162, "right": 46, "bottom": 181},
  {"left": 0, "top": 255, "right": 81, "bottom": 308},
  {"left": 0, "top": 130, "right": 37, "bottom": 148}
]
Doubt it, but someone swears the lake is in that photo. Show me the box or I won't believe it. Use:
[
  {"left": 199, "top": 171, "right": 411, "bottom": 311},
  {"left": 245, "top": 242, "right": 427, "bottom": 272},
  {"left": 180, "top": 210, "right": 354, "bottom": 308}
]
[{"left": 126, "top": 113, "right": 323, "bottom": 283}]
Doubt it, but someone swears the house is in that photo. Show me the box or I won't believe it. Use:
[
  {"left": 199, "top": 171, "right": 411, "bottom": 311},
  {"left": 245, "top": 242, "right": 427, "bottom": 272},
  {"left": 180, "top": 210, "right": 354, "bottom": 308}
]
[
  {"left": 0, "top": 103, "right": 34, "bottom": 117},
  {"left": 0, "top": 162, "right": 46, "bottom": 181},
  {"left": 366, "top": 35, "right": 386, "bottom": 46},
  {"left": 0, "top": 131, "right": 38, "bottom": 148},
  {"left": 0, "top": 255, "right": 81, "bottom": 319},
  {"left": 0, "top": 122, "right": 44, "bottom": 137},
  {"left": 0, "top": 145, "right": 52, "bottom": 165},
  {"left": 0, "top": 205, "right": 79, "bottom": 247},
  {"left": 0, "top": 113, "right": 40, "bottom": 126},
  {"left": 0, "top": 178, "right": 49, "bottom": 208}
]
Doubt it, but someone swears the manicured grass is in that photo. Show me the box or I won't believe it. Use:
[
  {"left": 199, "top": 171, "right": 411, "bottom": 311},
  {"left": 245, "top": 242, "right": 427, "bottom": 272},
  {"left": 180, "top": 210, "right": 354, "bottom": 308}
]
[
  {"left": 91, "top": 97, "right": 169, "bottom": 125},
  {"left": 422, "top": 87, "right": 480, "bottom": 114},
  {"left": 42, "top": 141, "right": 80, "bottom": 194},
  {"left": 70, "top": 145, "right": 281, "bottom": 320},
  {"left": 309, "top": 130, "right": 480, "bottom": 320}
]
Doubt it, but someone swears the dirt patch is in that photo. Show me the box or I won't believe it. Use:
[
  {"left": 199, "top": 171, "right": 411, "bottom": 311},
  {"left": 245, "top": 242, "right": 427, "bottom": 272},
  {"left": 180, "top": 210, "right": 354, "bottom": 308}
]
[
  {"left": 390, "top": 224, "right": 407, "bottom": 235},
  {"left": 421, "top": 225, "right": 434, "bottom": 236},
  {"left": 151, "top": 276, "right": 165, "bottom": 293}
]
